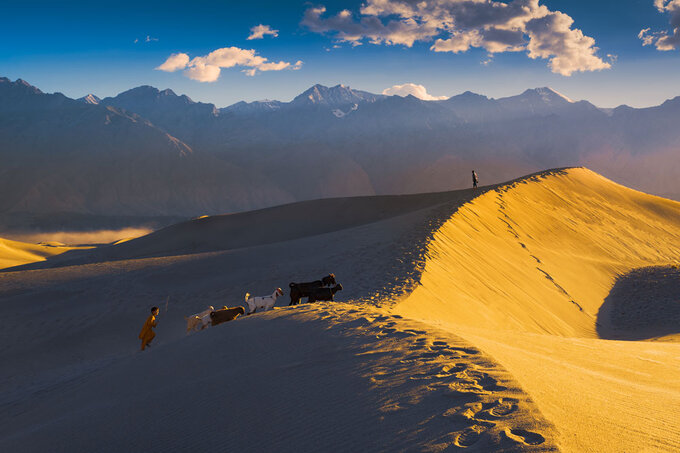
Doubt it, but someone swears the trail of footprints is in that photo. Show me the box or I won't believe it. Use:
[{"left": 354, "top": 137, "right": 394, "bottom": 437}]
[
  {"left": 322, "top": 308, "right": 549, "bottom": 450},
  {"left": 496, "top": 187, "right": 584, "bottom": 315}
]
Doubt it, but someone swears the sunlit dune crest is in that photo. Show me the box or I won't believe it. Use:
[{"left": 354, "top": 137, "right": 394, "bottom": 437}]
[
  {"left": 397, "top": 167, "right": 680, "bottom": 337},
  {"left": 7, "top": 228, "right": 153, "bottom": 247},
  {"left": 396, "top": 167, "right": 680, "bottom": 452}
]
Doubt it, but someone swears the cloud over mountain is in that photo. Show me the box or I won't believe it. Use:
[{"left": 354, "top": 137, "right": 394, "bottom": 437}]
[
  {"left": 302, "top": 0, "right": 610, "bottom": 76},
  {"left": 156, "top": 46, "right": 302, "bottom": 81},
  {"left": 382, "top": 83, "right": 447, "bottom": 100}
]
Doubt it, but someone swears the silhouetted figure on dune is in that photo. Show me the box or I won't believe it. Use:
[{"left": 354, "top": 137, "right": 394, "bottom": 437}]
[{"left": 472, "top": 170, "right": 479, "bottom": 189}]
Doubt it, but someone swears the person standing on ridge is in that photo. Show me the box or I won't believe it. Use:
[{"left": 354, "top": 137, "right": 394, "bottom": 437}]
[
  {"left": 139, "top": 306, "right": 159, "bottom": 351},
  {"left": 472, "top": 170, "right": 479, "bottom": 189}
]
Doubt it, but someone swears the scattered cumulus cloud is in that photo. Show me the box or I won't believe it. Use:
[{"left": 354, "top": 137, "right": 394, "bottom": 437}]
[
  {"left": 134, "top": 35, "right": 159, "bottom": 44},
  {"left": 382, "top": 83, "right": 448, "bottom": 100},
  {"left": 247, "top": 24, "right": 279, "bottom": 40},
  {"left": 156, "top": 47, "right": 302, "bottom": 82},
  {"left": 302, "top": 0, "right": 610, "bottom": 76},
  {"left": 156, "top": 53, "right": 190, "bottom": 72},
  {"left": 639, "top": 0, "right": 680, "bottom": 51}
]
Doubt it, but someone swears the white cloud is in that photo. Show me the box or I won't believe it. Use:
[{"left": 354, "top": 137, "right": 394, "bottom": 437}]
[
  {"left": 134, "top": 35, "right": 159, "bottom": 44},
  {"left": 302, "top": 0, "right": 610, "bottom": 76},
  {"left": 156, "top": 53, "right": 190, "bottom": 72},
  {"left": 155, "top": 47, "right": 302, "bottom": 82},
  {"left": 382, "top": 83, "right": 448, "bottom": 101},
  {"left": 639, "top": 0, "right": 680, "bottom": 51},
  {"left": 524, "top": 11, "right": 610, "bottom": 76},
  {"left": 247, "top": 24, "right": 279, "bottom": 40}
]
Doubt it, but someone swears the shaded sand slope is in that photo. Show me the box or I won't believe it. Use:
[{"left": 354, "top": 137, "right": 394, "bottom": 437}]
[
  {"left": 597, "top": 265, "right": 680, "bottom": 341},
  {"left": 0, "top": 236, "right": 87, "bottom": 270},
  {"left": 394, "top": 168, "right": 680, "bottom": 451},
  {"left": 1, "top": 304, "right": 556, "bottom": 452},
  {"left": 1, "top": 190, "right": 558, "bottom": 451},
  {"left": 23, "top": 188, "right": 486, "bottom": 268},
  {"left": 397, "top": 168, "right": 680, "bottom": 337}
]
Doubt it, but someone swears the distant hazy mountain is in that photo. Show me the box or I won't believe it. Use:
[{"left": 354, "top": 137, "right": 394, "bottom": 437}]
[
  {"left": 289, "top": 83, "right": 384, "bottom": 107},
  {"left": 221, "top": 99, "right": 284, "bottom": 115},
  {"left": 1, "top": 77, "right": 679, "bottom": 226},
  {"left": 0, "top": 78, "right": 294, "bottom": 219}
]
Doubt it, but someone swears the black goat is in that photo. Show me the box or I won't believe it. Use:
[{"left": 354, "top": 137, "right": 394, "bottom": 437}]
[
  {"left": 307, "top": 284, "right": 343, "bottom": 303},
  {"left": 289, "top": 274, "right": 336, "bottom": 305}
]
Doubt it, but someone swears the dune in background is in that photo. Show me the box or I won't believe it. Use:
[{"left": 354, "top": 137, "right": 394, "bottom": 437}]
[
  {"left": 0, "top": 236, "right": 91, "bottom": 270},
  {"left": 4, "top": 227, "right": 153, "bottom": 247}
]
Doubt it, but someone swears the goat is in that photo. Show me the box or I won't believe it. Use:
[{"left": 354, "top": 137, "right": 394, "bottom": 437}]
[
  {"left": 245, "top": 288, "right": 284, "bottom": 314},
  {"left": 289, "top": 274, "right": 336, "bottom": 305},
  {"left": 307, "top": 284, "right": 343, "bottom": 303},
  {"left": 210, "top": 306, "right": 245, "bottom": 326},
  {"left": 184, "top": 306, "right": 214, "bottom": 333}
]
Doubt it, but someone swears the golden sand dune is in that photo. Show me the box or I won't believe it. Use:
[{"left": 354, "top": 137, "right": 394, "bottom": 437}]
[
  {"left": 397, "top": 168, "right": 680, "bottom": 337},
  {"left": 0, "top": 236, "right": 87, "bottom": 270},
  {"left": 1, "top": 168, "right": 679, "bottom": 452},
  {"left": 395, "top": 168, "right": 680, "bottom": 451}
]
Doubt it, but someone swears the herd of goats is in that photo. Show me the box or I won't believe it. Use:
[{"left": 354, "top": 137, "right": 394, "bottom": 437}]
[{"left": 184, "top": 274, "right": 343, "bottom": 333}]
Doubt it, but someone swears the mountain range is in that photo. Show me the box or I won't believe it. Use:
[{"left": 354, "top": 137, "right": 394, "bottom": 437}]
[{"left": 1, "top": 76, "right": 679, "bottom": 229}]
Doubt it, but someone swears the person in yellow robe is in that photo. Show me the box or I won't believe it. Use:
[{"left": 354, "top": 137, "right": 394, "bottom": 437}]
[{"left": 139, "top": 306, "right": 159, "bottom": 351}]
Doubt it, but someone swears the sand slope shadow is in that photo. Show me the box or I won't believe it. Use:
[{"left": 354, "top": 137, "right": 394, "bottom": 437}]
[{"left": 597, "top": 265, "right": 680, "bottom": 340}]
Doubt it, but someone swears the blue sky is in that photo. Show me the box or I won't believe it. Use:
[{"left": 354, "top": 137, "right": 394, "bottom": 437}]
[{"left": 1, "top": 0, "right": 679, "bottom": 107}]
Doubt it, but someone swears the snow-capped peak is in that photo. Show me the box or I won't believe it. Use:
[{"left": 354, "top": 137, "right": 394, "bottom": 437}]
[
  {"left": 78, "top": 94, "right": 101, "bottom": 105},
  {"left": 533, "top": 87, "right": 574, "bottom": 103},
  {"left": 291, "top": 84, "right": 382, "bottom": 107}
]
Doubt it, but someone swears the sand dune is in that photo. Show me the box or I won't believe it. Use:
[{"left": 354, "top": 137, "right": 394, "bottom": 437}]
[
  {"left": 0, "top": 236, "right": 88, "bottom": 270},
  {"left": 1, "top": 304, "right": 556, "bottom": 452},
  {"left": 23, "top": 188, "right": 484, "bottom": 268},
  {"left": 2, "top": 167, "right": 679, "bottom": 452},
  {"left": 395, "top": 168, "right": 680, "bottom": 451},
  {"left": 396, "top": 168, "right": 680, "bottom": 337}
]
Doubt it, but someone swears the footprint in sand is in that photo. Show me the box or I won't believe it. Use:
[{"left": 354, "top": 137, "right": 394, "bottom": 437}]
[
  {"left": 455, "top": 370, "right": 507, "bottom": 393},
  {"left": 488, "top": 398, "right": 518, "bottom": 417},
  {"left": 448, "top": 346, "right": 480, "bottom": 355},
  {"left": 454, "top": 426, "right": 484, "bottom": 447},
  {"left": 504, "top": 428, "right": 545, "bottom": 446},
  {"left": 389, "top": 331, "right": 418, "bottom": 339},
  {"left": 404, "top": 329, "right": 427, "bottom": 335},
  {"left": 444, "top": 380, "right": 488, "bottom": 395},
  {"left": 461, "top": 402, "right": 484, "bottom": 420},
  {"left": 429, "top": 344, "right": 449, "bottom": 351},
  {"left": 439, "top": 363, "right": 468, "bottom": 375}
]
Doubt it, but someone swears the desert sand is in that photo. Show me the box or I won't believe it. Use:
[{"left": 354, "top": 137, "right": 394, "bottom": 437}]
[
  {"left": 1, "top": 167, "right": 679, "bottom": 452},
  {"left": 0, "top": 236, "right": 91, "bottom": 270}
]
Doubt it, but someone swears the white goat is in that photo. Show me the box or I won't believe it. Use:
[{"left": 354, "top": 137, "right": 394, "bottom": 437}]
[
  {"left": 245, "top": 288, "right": 283, "bottom": 314},
  {"left": 184, "top": 306, "right": 214, "bottom": 333}
]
